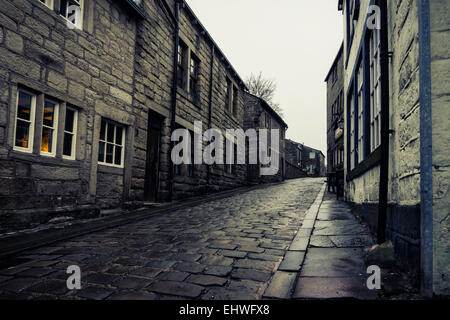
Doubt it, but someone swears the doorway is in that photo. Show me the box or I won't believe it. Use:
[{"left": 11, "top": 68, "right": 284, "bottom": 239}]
[{"left": 144, "top": 111, "right": 164, "bottom": 202}]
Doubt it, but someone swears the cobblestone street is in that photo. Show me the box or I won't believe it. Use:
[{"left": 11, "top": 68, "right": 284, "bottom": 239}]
[{"left": 0, "top": 178, "right": 326, "bottom": 300}]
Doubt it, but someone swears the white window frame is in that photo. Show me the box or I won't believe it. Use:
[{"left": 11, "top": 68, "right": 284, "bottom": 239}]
[
  {"left": 350, "top": 93, "right": 355, "bottom": 170},
  {"left": 13, "top": 89, "right": 37, "bottom": 154},
  {"left": 357, "top": 63, "right": 364, "bottom": 164},
  {"left": 62, "top": 107, "right": 78, "bottom": 160},
  {"left": 98, "top": 119, "right": 126, "bottom": 168},
  {"left": 39, "top": 0, "right": 54, "bottom": 9},
  {"left": 60, "top": 0, "right": 84, "bottom": 30},
  {"left": 370, "top": 29, "right": 381, "bottom": 152},
  {"left": 40, "top": 99, "right": 59, "bottom": 157}
]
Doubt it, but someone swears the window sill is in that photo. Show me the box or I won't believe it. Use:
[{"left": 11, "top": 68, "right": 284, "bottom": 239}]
[
  {"left": 9, "top": 150, "right": 81, "bottom": 167},
  {"left": 346, "top": 146, "right": 381, "bottom": 181},
  {"left": 177, "top": 87, "right": 201, "bottom": 109},
  {"left": 98, "top": 164, "right": 124, "bottom": 175}
]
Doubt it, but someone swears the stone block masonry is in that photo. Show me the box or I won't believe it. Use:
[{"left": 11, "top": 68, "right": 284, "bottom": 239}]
[
  {"left": 0, "top": 0, "right": 140, "bottom": 231},
  {"left": 0, "top": 0, "right": 286, "bottom": 233}
]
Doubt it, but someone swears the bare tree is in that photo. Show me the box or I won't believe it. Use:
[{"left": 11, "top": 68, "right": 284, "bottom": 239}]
[{"left": 245, "top": 72, "right": 284, "bottom": 117}]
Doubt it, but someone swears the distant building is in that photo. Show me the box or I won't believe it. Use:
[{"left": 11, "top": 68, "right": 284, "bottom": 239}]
[
  {"left": 301, "top": 145, "right": 325, "bottom": 177},
  {"left": 243, "top": 93, "right": 287, "bottom": 184},
  {"left": 324, "top": 44, "right": 344, "bottom": 195},
  {"left": 285, "top": 139, "right": 325, "bottom": 178},
  {"left": 285, "top": 140, "right": 306, "bottom": 179}
]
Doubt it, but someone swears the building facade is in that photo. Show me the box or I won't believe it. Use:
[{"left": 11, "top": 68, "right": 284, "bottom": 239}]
[
  {"left": 325, "top": 43, "right": 345, "bottom": 195},
  {"left": 285, "top": 139, "right": 325, "bottom": 179},
  {"left": 301, "top": 145, "right": 326, "bottom": 177},
  {"left": 0, "top": 0, "right": 258, "bottom": 233},
  {"left": 132, "top": 0, "right": 248, "bottom": 202},
  {"left": 285, "top": 139, "right": 306, "bottom": 179},
  {"left": 339, "top": 0, "right": 449, "bottom": 295},
  {"left": 243, "top": 92, "right": 287, "bottom": 184},
  {"left": 0, "top": 0, "right": 143, "bottom": 232}
]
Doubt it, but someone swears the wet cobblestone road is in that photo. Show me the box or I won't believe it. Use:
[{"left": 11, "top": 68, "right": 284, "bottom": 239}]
[{"left": 0, "top": 178, "right": 324, "bottom": 300}]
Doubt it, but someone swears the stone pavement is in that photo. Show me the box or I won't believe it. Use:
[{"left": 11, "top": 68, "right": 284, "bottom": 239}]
[
  {"left": 0, "top": 178, "right": 325, "bottom": 300},
  {"left": 263, "top": 191, "right": 379, "bottom": 300}
]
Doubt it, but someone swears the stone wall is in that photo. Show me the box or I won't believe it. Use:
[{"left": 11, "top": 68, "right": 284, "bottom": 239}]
[
  {"left": 243, "top": 93, "right": 286, "bottom": 184},
  {"left": 430, "top": 0, "right": 450, "bottom": 296},
  {"left": 132, "top": 0, "right": 248, "bottom": 201},
  {"left": 0, "top": 0, "right": 139, "bottom": 230},
  {"left": 326, "top": 45, "right": 344, "bottom": 173},
  {"left": 342, "top": 0, "right": 422, "bottom": 279}
]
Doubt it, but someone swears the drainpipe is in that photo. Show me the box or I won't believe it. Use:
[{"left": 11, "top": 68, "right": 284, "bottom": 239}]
[
  {"left": 168, "top": 0, "right": 181, "bottom": 201},
  {"left": 377, "top": 0, "right": 390, "bottom": 244},
  {"left": 206, "top": 44, "right": 215, "bottom": 193},
  {"left": 418, "top": 0, "right": 433, "bottom": 297}
]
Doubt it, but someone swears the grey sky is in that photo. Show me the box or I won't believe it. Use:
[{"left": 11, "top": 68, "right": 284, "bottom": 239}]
[{"left": 185, "top": 0, "right": 343, "bottom": 155}]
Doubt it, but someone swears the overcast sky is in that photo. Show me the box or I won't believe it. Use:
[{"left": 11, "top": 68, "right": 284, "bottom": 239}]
[{"left": 185, "top": 0, "right": 343, "bottom": 155}]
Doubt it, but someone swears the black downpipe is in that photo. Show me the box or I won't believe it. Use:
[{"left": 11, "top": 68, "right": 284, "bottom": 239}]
[
  {"left": 206, "top": 44, "right": 215, "bottom": 192},
  {"left": 168, "top": 0, "right": 181, "bottom": 201},
  {"left": 377, "top": 0, "right": 390, "bottom": 244}
]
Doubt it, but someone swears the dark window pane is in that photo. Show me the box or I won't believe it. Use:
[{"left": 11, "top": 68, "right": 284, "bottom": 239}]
[
  {"left": 43, "top": 101, "right": 55, "bottom": 127},
  {"left": 41, "top": 127, "right": 53, "bottom": 153},
  {"left": 65, "top": 109, "right": 75, "bottom": 132},
  {"left": 107, "top": 123, "right": 114, "bottom": 143},
  {"left": 100, "top": 119, "right": 106, "bottom": 140},
  {"left": 17, "top": 91, "right": 33, "bottom": 120},
  {"left": 115, "top": 126, "right": 123, "bottom": 145},
  {"left": 106, "top": 143, "right": 114, "bottom": 163},
  {"left": 114, "top": 146, "right": 122, "bottom": 165},
  {"left": 15, "top": 120, "right": 30, "bottom": 148},
  {"left": 63, "top": 133, "right": 73, "bottom": 157},
  {"left": 98, "top": 141, "right": 105, "bottom": 162}
]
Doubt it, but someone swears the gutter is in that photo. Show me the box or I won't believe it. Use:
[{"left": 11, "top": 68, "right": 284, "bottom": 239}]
[
  {"left": 377, "top": 0, "right": 391, "bottom": 244},
  {"left": 168, "top": 0, "right": 181, "bottom": 201},
  {"left": 418, "top": 0, "right": 433, "bottom": 297},
  {"left": 206, "top": 44, "right": 215, "bottom": 191}
]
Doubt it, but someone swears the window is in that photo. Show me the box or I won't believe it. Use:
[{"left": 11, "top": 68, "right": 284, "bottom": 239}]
[
  {"left": 349, "top": 91, "right": 356, "bottom": 170},
  {"left": 189, "top": 55, "right": 199, "bottom": 101},
  {"left": 60, "top": 0, "right": 83, "bottom": 29},
  {"left": 39, "top": 0, "right": 54, "bottom": 9},
  {"left": 232, "top": 85, "right": 238, "bottom": 116},
  {"left": 309, "top": 152, "right": 316, "bottom": 160},
  {"left": 14, "top": 90, "right": 36, "bottom": 153},
  {"left": 232, "top": 143, "right": 237, "bottom": 174},
  {"left": 98, "top": 119, "right": 125, "bottom": 167},
  {"left": 177, "top": 42, "right": 187, "bottom": 90},
  {"left": 63, "top": 107, "right": 78, "bottom": 159},
  {"left": 357, "top": 63, "right": 364, "bottom": 163},
  {"left": 40, "top": 99, "right": 59, "bottom": 157},
  {"left": 369, "top": 29, "right": 381, "bottom": 152},
  {"left": 225, "top": 77, "right": 231, "bottom": 112}
]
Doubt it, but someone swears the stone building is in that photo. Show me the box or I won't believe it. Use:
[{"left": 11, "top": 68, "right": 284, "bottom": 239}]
[
  {"left": 301, "top": 145, "right": 325, "bottom": 177},
  {"left": 0, "top": 0, "right": 252, "bottom": 232},
  {"left": 324, "top": 43, "right": 344, "bottom": 195},
  {"left": 284, "top": 139, "right": 325, "bottom": 179},
  {"left": 284, "top": 139, "right": 306, "bottom": 179},
  {"left": 0, "top": 0, "right": 144, "bottom": 232},
  {"left": 132, "top": 0, "right": 248, "bottom": 202},
  {"left": 243, "top": 92, "right": 287, "bottom": 184},
  {"left": 338, "top": 0, "right": 449, "bottom": 295}
]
